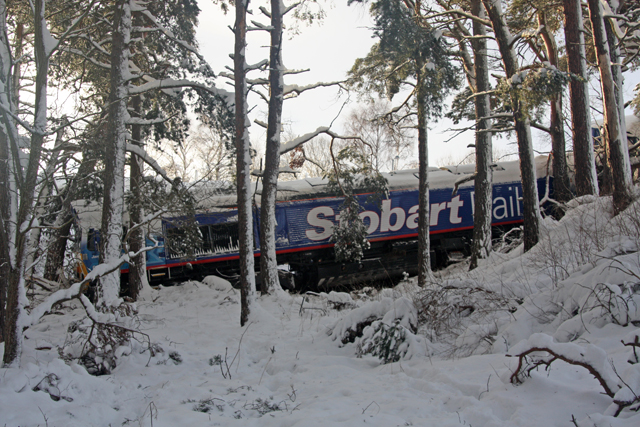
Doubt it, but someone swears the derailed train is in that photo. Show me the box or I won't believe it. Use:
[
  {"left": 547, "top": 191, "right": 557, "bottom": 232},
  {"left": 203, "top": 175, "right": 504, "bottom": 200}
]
[{"left": 77, "top": 156, "right": 552, "bottom": 291}]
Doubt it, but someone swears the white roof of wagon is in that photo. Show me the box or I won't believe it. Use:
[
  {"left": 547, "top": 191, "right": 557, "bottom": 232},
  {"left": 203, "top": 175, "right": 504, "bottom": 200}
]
[{"left": 73, "top": 156, "right": 551, "bottom": 222}]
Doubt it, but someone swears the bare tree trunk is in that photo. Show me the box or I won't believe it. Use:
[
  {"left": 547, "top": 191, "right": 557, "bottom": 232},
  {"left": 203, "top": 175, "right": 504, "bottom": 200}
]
[
  {"left": 44, "top": 154, "right": 97, "bottom": 282},
  {"left": 11, "top": 22, "right": 22, "bottom": 112},
  {"left": 25, "top": 126, "right": 66, "bottom": 277},
  {"left": 483, "top": 0, "right": 541, "bottom": 251},
  {"left": 43, "top": 213, "right": 72, "bottom": 282},
  {"left": 259, "top": 0, "right": 285, "bottom": 295},
  {"left": 416, "top": 65, "right": 431, "bottom": 286},
  {"left": 0, "top": 0, "right": 16, "bottom": 349},
  {"left": 235, "top": 0, "right": 256, "bottom": 325},
  {"left": 128, "top": 95, "right": 148, "bottom": 300},
  {"left": 605, "top": 0, "right": 628, "bottom": 150},
  {"left": 2, "top": 22, "right": 23, "bottom": 343},
  {"left": 563, "top": 0, "right": 598, "bottom": 196},
  {"left": 469, "top": 0, "right": 493, "bottom": 271},
  {"left": 3, "top": 0, "right": 50, "bottom": 366},
  {"left": 99, "top": 0, "right": 132, "bottom": 308},
  {"left": 0, "top": 129, "right": 8, "bottom": 343},
  {"left": 587, "top": 0, "right": 633, "bottom": 214},
  {"left": 538, "top": 12, "right": 571, "bottom": 206}
]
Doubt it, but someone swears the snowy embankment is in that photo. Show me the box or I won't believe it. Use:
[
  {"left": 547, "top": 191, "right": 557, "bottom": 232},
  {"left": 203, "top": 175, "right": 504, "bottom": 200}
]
[{"left": 2, "top": 194, "right": 640, "bottom": 426}]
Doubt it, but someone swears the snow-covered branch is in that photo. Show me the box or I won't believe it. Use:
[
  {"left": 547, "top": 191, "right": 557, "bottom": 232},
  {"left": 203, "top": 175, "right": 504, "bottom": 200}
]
[
  {"left": 279, "top": 126, "right": 362, "bottom": 156},
  {"left": 247, "top": 59, "right": 269, "bottom": 71},
  {"left": 259, "top": 6, "right": 271, "bottom": 18},
  {"left": 283, "top": 68, "right": 310, "bottom": 75},
  {"left": 128, "top": 78, "right": 233, "bottom": 103},
  {"left": 135, "top": 3, "right": 206, "bottom": 63},
  {"left": 249, "top": 21, "right": 273, "bottom": 31},
  {"left": 0, "top": 101, "right": 37, "bottom": 134},
  {"left": 26, "top": 256, "right": 129, "bottom": 327},
  {"left": 125, "top": 115, "right": 176, "bottom": 126},
  {"left": 284, "top": 80, "right": 345, "bottom": 97},
  {"left": 507, "top": 333, "right": 620, "bottom": 398},
  {"left": 283, "top": 2, "right": 301, "bottom": 16},
  {"left": 279, "top": 126, "right": 330, "bottom": 155},
  {"left": 125, "top": 142, "right": 172, "bottom": 183}
]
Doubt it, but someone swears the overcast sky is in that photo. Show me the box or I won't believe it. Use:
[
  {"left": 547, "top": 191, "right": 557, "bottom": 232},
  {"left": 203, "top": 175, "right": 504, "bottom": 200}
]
[{"left": 195, "top": 0, "right": 640, "bottom": 168}]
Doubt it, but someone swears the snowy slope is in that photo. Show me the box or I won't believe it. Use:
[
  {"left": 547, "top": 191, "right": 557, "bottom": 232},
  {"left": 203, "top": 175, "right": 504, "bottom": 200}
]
[{"left": 2, "top": 194, "right": 640, "bottom": 427}]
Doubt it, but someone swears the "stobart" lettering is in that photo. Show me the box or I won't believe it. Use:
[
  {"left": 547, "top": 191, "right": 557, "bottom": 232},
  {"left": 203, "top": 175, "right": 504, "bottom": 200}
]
[{"left": 305, "top": 196, "right": 465, "bottom": 241}]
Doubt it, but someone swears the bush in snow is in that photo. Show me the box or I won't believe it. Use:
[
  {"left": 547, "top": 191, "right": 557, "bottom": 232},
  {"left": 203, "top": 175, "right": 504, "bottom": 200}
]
[
  {"left": 60, "top": 303, "right": 151, "bottom": 375},
  {"left": 328, "top": 296, "right": 417, "bottom": 346},
  {"left": 413, "top": 279, "right": 518, "bottom": 356},
  {"left": 357, "top": 319, "right": 411, "bottom": 363}
]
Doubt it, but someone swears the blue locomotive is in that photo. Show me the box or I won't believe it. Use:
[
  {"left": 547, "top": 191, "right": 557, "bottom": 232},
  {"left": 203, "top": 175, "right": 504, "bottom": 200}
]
[{"left": 76, "top": 157, "right": 552, "bottom": 290}]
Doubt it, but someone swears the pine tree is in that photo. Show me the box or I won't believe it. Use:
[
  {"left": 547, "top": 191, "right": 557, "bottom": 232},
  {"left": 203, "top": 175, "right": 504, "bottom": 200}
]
[
  {"left": 563, "top": 0, "right": 598, "bottom": 197},
  {"left": 482, "top": 0, "right": 542, "bottom": 251},
  {"left": 586, "top": 0, "right": 633, "bottom": 214},
  {"left": 348, "top": 0, "right": 460, "bottom": 285}
]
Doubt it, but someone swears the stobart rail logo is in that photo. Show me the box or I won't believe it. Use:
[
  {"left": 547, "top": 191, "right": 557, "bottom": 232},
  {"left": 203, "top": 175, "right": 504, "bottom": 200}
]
[{"left": 304, "top": 185, "right": 524, "bottom": 242}]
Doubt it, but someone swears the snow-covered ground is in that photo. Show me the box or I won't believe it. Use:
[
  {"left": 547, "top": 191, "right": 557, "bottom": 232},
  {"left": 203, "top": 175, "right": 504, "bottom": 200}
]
[{"left": 2, "top": 194, "right": 640, "bottom": 427}]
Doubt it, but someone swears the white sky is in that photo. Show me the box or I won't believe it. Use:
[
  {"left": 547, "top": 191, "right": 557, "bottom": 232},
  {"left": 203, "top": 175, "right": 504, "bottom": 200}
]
[{"left": 195, "top": 0, "right": 640, "bottom": 168}]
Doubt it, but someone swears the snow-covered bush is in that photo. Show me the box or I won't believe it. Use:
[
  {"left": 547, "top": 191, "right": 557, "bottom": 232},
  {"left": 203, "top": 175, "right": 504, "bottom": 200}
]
[
  {"left": 59, "top": 303, "right": 149, "bottom": 375},
  {"left": 328, "top": 297, "right": 417, "bottom": 345},
  {"left": 413, "top": 279, "right": 517, "bottom": 356},
  {"left": 357, "top": 319, "right": 410, "bottom": 363}
]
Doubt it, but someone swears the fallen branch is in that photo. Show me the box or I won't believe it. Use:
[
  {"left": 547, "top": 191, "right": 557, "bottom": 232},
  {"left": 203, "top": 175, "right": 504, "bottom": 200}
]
[{"left": 507, "top": 334, "right": 622, "bottom": 408}]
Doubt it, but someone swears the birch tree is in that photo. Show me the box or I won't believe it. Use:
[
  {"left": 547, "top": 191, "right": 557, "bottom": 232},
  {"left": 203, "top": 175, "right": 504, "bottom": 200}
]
[{"left": 342, "top": 101, "right": 414, "bottom": 173}]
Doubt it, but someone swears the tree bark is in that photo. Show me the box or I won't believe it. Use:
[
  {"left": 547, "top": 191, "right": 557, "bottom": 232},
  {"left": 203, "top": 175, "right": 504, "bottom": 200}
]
[
  {"left": 587, "top": 0, "right": 633, "bottom": 214},
  {"left": 563, "top": 0, "right": 598, "bottom": 197},
  {"left": 0, "top": 127, "right": 8, "bottom": 343},
  {"left": 128, "top": 95, "right": 148, "bottom": 300},
  {"left": 259, "top": 0, "right": 285, "bottom": 295},
  {"left": 416, "top": 65, "right": 431, "bottom": 286},
  {"left": 483, "top": 0, "right": 541, "bottom": 251},
  {"left": 235, "top": 0, "right": 256, "bottom": 325},
  {"left": 469, "top": 0, "right": 493, "bottom": 271},
  {"left": 604, "top": 0, "right": 628, "bottom": 152},
  {"left": 0, "top": 0, "right": 15, "bottom": 349},
  {"left": 3, "top": 0, "right": 51, "bottom": 366},
  {"left": 44, "top": 154, "right": 97, "bottom": 282},
  {"left": 25, "top": 126, "right": 66, "bottom": 277},
  {"left": 538, "top": 12, "right": 571, "bottom": 207},
  {"left": 99, "top": 0, "right": 131, "bottom": 308}
]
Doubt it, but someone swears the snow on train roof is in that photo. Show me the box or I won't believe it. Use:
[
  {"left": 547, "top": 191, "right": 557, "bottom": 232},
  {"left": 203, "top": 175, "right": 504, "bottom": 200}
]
[
  {"left": 272, "top": 156, "right": 549, "bottom": 201},
  {"left": 73, "top": 156, "right": 551, "bottom": 223}
]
